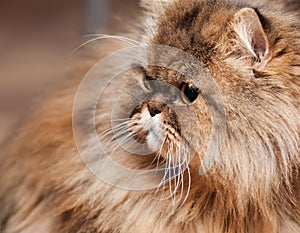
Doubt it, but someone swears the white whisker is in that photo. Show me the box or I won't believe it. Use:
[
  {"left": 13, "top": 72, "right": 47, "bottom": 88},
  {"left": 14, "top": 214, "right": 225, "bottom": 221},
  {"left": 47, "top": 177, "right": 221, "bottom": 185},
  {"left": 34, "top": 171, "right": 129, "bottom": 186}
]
[
  {"left": 176, "top": 144, "right": 191, "bottom": 210},
  {"left": 152, "top": 135, "right": 167, "bottom": 168},
  {"left": 82, "top": 34, "right": 141, "bottom": 45},
  {"left": 105, "top": 118, "right": 132, "bottom": 123},
  {"left": 98, "top": 121, "right": 131, "bottom": 138},
  {"left": 72, "top": 34, "right": 140, "bottom": 55}
]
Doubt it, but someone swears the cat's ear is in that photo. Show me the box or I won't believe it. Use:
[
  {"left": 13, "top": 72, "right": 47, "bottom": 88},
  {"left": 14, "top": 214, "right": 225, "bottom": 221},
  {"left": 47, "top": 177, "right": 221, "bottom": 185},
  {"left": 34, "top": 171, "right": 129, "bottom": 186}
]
[{"left": 232, "top": 8, "right": 272, "bottom": 70}]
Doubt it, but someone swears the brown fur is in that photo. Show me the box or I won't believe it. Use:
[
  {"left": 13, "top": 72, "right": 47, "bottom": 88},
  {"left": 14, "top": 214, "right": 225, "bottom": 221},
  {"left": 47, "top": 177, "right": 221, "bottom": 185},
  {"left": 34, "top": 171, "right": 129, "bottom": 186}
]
[{"left": 1, "top": 0, "right": 299, "bottom": 232}]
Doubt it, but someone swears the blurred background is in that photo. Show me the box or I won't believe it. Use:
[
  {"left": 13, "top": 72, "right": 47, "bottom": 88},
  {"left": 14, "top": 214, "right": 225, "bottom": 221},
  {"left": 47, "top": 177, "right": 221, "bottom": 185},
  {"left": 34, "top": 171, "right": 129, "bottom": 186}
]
[{"left": 0, "top": 0, "right": 140, "bottom": 143}]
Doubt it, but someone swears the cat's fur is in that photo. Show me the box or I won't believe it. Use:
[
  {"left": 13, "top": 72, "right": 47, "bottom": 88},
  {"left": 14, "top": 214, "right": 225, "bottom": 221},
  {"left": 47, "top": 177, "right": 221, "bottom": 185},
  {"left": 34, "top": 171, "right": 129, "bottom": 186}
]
[{"left": 1, "top": 0, "right": 299, "bottom": 232}]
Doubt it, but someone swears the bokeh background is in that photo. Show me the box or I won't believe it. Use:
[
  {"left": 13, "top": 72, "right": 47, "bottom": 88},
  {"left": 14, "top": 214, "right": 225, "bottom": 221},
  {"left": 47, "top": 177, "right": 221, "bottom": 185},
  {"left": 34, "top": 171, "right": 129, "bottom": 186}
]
[{"left": 0, "top": 0, "right": 140, "bottom": 143}]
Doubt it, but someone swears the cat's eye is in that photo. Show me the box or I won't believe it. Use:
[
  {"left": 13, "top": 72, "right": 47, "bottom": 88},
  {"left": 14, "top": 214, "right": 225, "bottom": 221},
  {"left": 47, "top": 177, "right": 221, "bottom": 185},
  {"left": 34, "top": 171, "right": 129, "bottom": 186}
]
[
  {"left": 143, "top": 76, "right": 153, "bottom": 91},
  {"left": 180, "top": 82, "right": 200, "bottom": 104},
  {"left": 140, "top": 75, "right": 153, "bottom": 92}
]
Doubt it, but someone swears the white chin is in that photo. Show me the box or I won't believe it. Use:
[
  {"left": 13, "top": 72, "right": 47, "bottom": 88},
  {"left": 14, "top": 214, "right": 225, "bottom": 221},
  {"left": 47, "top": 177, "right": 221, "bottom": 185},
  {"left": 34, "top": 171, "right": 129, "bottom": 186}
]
[{"left": 147, "top": 131, "right": 163, "bottom": 152}]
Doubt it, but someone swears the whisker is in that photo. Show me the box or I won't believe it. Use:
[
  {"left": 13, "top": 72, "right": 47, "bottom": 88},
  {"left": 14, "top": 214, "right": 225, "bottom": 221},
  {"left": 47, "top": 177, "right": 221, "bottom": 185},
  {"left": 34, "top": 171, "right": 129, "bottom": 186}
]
[
  {"left": 82, "top": 34, "right": 140, "bottom": 45},
  {"left": 158, "top": 142, "right": 180, "bottom": 202},
  {"left": 173, "top": 143, "right": 182, "bottom": 200},
  {"left": 98, "top": 120, "right": 131, "bottom": 135},
  {"left": 177, "top": 145, "right": 191, "bottom": 210},
  {"left": 104, "top": 131, "right": 136, "bottom": 155},
  {"left": 156, "top": 145, "right": 172, "bottom": 200},
  {"left": 168, "top": 142, "right": 175, "bottom": 205},
  {"left": 99, "top": 128, "right": 132, "bottom": 150},
  {"left": 173, "top": 143, "right": 182, "bottom": 202},
  {"left": 151, "top": 135, "right": 167, "bottom": 168},
  {"left": 103, "top": 118, "right": 132, "bottom": 123},
  {"left": 173, "top": 142, "right": 180, "bottom": 198},
  {"left": 110, "top": 129, "right": 133, "bottom": 144},
  {"left": 178, "top": 144, "right": 185, "bottom": 202},
  {"left": 172, "top": 141, "right": 187, "bottom": 205},
  {"left": 153, "top": 137, "right": 191, "bottom": 208},
  {"left": 98, "top": 121, "right": 132, "bottom": 139},
  {"left": 72, "top": 34, "right": 140, "bottom": 55}
]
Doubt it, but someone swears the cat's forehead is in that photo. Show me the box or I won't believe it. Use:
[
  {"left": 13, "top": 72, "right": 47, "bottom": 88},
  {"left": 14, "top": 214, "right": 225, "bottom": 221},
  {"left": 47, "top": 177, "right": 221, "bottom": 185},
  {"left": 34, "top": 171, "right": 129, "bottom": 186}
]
[
  {"left": 149, "top": 0, "right": 236, "bottom": 62},
  {"left": 143, "top": 63, "right": 211, "bottom": 89},
  {"left": 144, "top": 65, "right": 182, "bottom": 85}
]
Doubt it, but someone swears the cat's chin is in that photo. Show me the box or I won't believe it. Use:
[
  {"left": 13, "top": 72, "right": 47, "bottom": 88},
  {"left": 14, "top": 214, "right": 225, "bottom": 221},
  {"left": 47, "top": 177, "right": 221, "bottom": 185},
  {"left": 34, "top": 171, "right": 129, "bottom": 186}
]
[
  {"left": 146, "top": 118, "right": 169, "bottom": 151},
  {"left": 146, "top": 131, "right": 164, "bottom": 152}
]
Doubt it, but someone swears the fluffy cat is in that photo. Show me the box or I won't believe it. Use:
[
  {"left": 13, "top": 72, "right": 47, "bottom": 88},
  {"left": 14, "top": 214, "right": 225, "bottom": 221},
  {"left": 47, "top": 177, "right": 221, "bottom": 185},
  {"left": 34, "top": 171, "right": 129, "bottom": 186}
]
[{"left": 1, "top": 0, "right": 299, "bottom": 232}]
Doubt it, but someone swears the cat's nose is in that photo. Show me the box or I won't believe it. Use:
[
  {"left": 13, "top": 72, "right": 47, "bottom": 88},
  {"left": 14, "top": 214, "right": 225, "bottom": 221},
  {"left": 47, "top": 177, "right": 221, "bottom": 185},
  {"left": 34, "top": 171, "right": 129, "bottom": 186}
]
[{"left": 148, "top": 103, "right": 161, "bottom": 117}]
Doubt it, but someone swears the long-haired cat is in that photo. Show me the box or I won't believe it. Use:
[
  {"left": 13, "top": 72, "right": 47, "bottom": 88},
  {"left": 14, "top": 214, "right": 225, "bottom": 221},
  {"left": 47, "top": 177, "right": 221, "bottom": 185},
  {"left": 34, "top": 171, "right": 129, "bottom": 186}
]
[{"left": 1, "top": 0, "right": 299, "bottom": 232}]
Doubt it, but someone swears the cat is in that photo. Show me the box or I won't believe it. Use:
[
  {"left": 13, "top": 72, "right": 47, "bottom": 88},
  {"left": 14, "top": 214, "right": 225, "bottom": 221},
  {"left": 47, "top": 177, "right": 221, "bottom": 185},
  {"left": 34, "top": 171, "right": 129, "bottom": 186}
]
[{"left": 0, "top": 0, "right": 299, "bottom": 232}]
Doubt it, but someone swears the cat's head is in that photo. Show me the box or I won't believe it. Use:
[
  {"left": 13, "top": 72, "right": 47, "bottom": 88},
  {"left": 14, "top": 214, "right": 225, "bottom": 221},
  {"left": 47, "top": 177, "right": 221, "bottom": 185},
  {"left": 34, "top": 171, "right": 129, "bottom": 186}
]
[{"left": 111, "top": 0, "right": 299, "bottom": 199}]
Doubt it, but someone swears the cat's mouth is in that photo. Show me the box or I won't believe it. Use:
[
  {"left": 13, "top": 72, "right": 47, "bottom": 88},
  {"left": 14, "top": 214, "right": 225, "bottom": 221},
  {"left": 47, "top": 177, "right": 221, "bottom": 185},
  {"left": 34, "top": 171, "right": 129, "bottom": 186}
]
[{"left": 129, "top": 101, "right": 183, "bottom": 156}]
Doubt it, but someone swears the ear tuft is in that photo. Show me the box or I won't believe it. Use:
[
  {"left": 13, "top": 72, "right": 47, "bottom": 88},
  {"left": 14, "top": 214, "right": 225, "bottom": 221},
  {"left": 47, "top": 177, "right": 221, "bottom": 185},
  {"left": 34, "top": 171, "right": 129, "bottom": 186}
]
[{"left": 232, "top": 8, "right": 272, "bottom": 70}]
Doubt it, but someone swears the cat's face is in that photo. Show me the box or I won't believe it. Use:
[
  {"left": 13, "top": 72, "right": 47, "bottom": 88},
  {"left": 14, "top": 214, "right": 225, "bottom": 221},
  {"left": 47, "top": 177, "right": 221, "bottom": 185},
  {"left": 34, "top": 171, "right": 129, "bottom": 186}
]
[
  {"left": 127, "top": 67, "right": 211, "bottom": 169},
  {"left": 112, "top": 0, "right": 299, "bottom": 195}
]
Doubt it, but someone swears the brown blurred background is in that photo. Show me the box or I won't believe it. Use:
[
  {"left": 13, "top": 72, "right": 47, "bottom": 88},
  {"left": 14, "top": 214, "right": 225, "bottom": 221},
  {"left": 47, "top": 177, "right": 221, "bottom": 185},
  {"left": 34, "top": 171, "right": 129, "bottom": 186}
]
[{"left": 0, "top": 0, "right": 140, "bottom": 143}]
